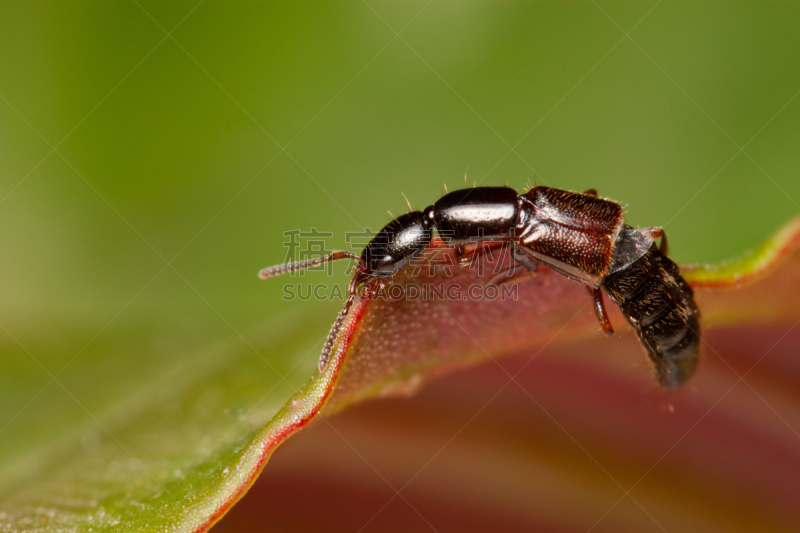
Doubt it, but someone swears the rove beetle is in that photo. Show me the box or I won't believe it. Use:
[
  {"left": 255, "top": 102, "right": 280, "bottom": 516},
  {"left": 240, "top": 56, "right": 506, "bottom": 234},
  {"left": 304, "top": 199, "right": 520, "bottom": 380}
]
[{"left": 260, "top": 186, "right": 700, "bottom": 388}]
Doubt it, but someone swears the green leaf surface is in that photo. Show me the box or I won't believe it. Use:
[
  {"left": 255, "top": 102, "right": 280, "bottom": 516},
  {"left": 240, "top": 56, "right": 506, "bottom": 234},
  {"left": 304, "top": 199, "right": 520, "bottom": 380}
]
[{"left": 0, "top": 311, "right": 323, "bottom": 532}]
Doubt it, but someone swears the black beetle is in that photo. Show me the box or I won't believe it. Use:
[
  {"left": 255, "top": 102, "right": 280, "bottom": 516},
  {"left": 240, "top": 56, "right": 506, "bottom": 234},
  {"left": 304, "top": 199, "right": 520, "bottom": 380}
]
[{"left": 260, "top": 186, "right": 700, "bottom": 388}]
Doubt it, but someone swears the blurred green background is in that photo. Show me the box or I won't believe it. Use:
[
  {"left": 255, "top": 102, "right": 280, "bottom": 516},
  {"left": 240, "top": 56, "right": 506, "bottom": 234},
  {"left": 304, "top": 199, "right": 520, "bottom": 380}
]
[{"left": 0, "top": 0, "right": 799, "bottom": 519}]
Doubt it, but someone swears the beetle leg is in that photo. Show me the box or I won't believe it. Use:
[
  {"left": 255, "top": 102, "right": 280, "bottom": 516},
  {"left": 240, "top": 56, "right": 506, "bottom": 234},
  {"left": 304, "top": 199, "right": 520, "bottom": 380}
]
[
  {"left": 583, "top": 188, "right": 598, "bottom": 197},
  {"left": 651, "top": 227, "right": 669, "bottom": 255},
  {"left": 587, "top": 286, "right": 614, "bottom": 336},
  {"left": 485, "top": 262, "right": 528, "bottom": 286},
  {"left": 484, "top": 247, "right": 539, "bottom": 286},
  {"left": 455, "top": 241, "right": 508, "bottom": 265},
  {"left": 641, "top": 227, "right": 669, "bottom": 255},
  {"left": 512, "top": 248, "right": 540, "bottom": 273}
]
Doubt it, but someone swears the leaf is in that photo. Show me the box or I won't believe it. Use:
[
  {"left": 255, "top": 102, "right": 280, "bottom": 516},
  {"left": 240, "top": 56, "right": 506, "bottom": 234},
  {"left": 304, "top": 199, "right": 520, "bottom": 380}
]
[
  {"left": 215, "top": 317, "right": 800, "bottom": 532},
  {"left": 3, "top": 217, "right": 798, "bottom": 532},
  {"left": 215, "top": 215, "right": 800, "bottom": 532}
]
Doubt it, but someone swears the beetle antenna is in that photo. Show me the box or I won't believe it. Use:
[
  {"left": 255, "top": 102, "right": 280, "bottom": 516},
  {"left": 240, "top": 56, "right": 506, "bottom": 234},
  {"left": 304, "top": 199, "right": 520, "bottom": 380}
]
[
  {"left": 258, "top": 250, "right": 362, "bottom": 279},
  {"left": 401, "top": 192, "right": 412, "bottom": 212},
  {"left": 318, "top": 274, "right": 360, "bottom": 372}
]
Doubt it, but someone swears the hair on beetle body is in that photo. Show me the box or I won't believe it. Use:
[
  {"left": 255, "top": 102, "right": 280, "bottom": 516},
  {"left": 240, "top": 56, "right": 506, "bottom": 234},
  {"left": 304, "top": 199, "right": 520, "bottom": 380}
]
[{"left": 260, "top": 186, "right": 700, "bottom": 387}]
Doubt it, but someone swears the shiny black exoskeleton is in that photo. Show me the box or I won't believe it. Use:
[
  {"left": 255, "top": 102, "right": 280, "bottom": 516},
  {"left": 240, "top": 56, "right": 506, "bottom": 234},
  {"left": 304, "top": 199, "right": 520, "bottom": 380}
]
[
  {"left": 261, "top": 186, "right": 700, "bottom": 387},
  {"left": 602, "top": 238, "right": 700, "bottom": 388},
  {"left": 362, "top": 187, "right": 521, "bottom": 278}
]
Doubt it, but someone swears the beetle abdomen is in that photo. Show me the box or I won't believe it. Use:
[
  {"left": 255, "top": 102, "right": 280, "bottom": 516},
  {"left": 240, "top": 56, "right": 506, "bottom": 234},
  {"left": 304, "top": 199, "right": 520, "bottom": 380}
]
[{"left": 602, "top": 243, "right": 700, "bottom": 388}]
